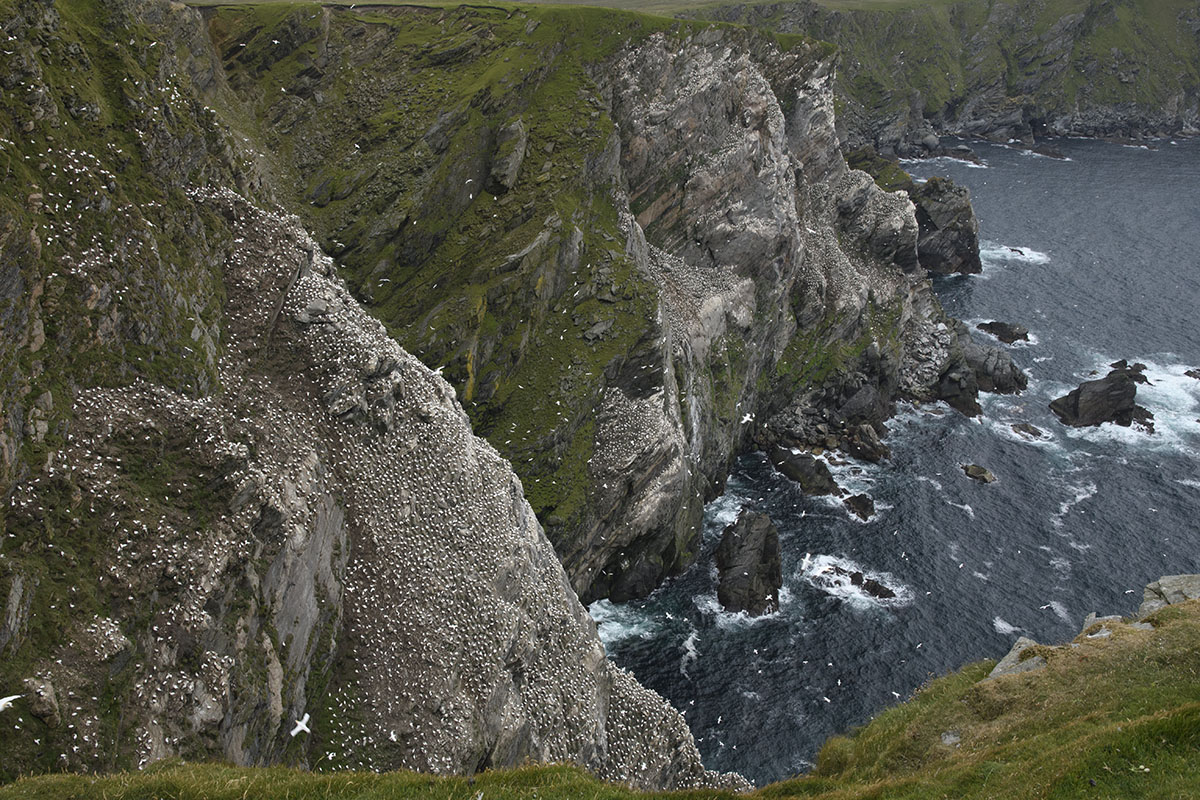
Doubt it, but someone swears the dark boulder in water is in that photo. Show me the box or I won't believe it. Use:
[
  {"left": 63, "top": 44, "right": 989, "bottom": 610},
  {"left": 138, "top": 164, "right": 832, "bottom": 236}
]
[
  {"left": 1050, "top": 360, "right": 1155, "bottom": 431},
  {"left": 1011, "top": 422, "right": 1045, "bottom": 439},
  {"left": 963, "top": 463, "right": 996, "bottom": 483},
  {"left": 768, "top": 446, "right": 841, "bottom": 496},
  {"left": 977, "top": 320, "right": 1030, "bottom": 344},
  {"left": 844, "top": 493, "right": 875, "bottom": 520},
  {"left": 715, "top": 510, "right": 783, "bottom": 616},
  {"left": 845, "top": 422, "right": 890, "bottom": 463}
]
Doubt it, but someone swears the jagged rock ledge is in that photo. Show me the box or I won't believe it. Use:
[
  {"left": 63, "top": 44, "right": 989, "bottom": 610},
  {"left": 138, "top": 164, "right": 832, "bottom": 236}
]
[{"left": 987, "top": 574, "right": 1200, "bottom": 681}]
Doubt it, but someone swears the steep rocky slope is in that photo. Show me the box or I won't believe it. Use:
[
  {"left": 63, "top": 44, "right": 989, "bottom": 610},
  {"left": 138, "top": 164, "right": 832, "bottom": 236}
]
[
  {"left": 8, "top": 576, "right": 1200, "bottom": 798},
  {"left": 203, "top": 3, "right": 1019, "bottom": 604},
  {"left": 705, "top": 0, "right": 1200, "bottom": 154},
  {"left": 0, "top": 0, "right": 750, "bottom": 787},
  {"left": 0, "top": 0, "right": 1020, "bottom": 786}
]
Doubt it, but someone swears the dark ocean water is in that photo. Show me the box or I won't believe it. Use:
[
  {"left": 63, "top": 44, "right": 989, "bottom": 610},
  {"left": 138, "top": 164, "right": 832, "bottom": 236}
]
[{"left": 589, "top": 138, "right": 1200, "bottom": 785}]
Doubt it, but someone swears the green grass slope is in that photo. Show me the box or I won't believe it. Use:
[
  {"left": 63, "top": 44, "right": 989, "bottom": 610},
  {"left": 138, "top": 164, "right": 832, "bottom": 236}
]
[{"left": 7, "top": 599, "right": 1200, "bottom": 799}]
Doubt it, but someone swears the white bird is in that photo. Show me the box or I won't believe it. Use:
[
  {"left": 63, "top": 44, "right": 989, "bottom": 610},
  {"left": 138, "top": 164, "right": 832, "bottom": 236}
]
[
  {"left": 801, "top": 552, "right": 812, "bottom": 571},
  {"left": 0, "top": 695, "right": 21, "bottom": 712},
  {"left": 740, "top": 413, "right": 753, "bottom": 424},
  {"left": 290, "top": 713, "right": 311, "bottom": 737}
]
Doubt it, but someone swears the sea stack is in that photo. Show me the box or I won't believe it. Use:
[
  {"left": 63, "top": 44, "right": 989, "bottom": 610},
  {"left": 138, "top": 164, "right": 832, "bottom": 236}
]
[
  {"left": 715, "top": 510, "right": 784, "bottom": 616},
  {"left": 1049, "top": 360, "right": 1155, "bottom": 431}
]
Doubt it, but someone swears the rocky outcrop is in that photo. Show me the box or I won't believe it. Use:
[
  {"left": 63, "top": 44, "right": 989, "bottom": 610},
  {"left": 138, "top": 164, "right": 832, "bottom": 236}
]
[
  {"left": 986, "top": 637, "right": 1045, "bottom": 680},
  {"left": 1050, "top": 360, "right": 1155, "bottom": 430},
  {"left": 714, "top": 510, "right": 783, "bottom": 615},
  {"left": 988, "top": 574, "right": 1200, "bottom": 682},
  {"left": 843, "top": 493, "right": 875, "bottom": 520},
  {"left": 912, "top": 177, "right": 982, "bottom": 276},
  {"left": 768, "top": 447, "right": 840, "bottom": 496},
  {"left": 1138, "top": 575, "right": 1200, "bottom": 617},
  {"left": 963, "top": 464, "right": 996, "bottom": 483},
  {"left": 845, "top": 147, "right": 982, "bottom": 276},
  {"left": 978, "top": 321, "right": 1030, "bottom": 344},
  {"left": 0, "top": 2, "right": 756, "bottom": 789}
]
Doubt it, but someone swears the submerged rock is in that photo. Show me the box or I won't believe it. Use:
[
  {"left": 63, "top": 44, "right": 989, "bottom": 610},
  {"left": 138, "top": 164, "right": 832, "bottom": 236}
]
[
  {"left": 1049, "top": 360, "right": 1155, "bottom": 431},
  {"left": 715, "top": 510, "right": 783, "bottom": 616},
  {"left": 843, "top": 493, "right": 875, "bottom": 520},
  {"left": 818, "top": 564, "right": 896, "bottom": 600},
  {"left": 977, "top": 320, "right": 1030, "bottom": 344},
  {"left": 963, "top": 464, "right": 996, "bottom": 483},
  {"left": 1011, "top": 422, "right": 1044, "bottom": 439}
]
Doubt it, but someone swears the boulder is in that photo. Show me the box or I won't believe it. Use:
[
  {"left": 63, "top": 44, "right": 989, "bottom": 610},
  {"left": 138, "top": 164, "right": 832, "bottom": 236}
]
[
  {"left": 986, "top": 636, "right": 1046, "bottom": 680},
  {"left": 963, "top": 464, "right": 996, "bottom": 483},
  {"left": 486, "top": 118, "right": 527, "bottom": 194},
  {"left": 845, "top": 421, "right": 890, "bottom": 463},
  {"left": 768, "top": 446, "right": 841, "bottom": 496},
  {"left": 1138, "top": 574, "right": 1200, "bottom": 618},
  {"left": 844, "top": 493, "right": 875, "bottom": 520},
  {"left": 1049, "top": 360, "right": 1155, "bottom": 430},
  {"left": 1185, "top": 368, "right": 1200, "bottom": 381},
  {"left": 23, "top": 676, "right": 60, "bottom": 727},
  {"left": 977, "top": 320, "right": 1030, "bottom": 344},
  {"left": 1011, "top": 422, "right": 1044, "bottom": 439},
  {"left": 715, "top": 510, "right": 783, "bottom": 616}
]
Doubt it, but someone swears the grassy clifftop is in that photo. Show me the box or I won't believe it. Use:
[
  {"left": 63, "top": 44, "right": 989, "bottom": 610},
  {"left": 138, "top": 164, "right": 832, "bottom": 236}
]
[
  {"left": 695, "top": 0, "right": 1200, "bottom": 149},
  {"left": 7, "top": 598, "right": 1200, "bottom": 798}
]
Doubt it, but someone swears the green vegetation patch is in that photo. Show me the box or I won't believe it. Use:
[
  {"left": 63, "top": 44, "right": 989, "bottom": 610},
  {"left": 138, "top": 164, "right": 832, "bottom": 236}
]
[{"left": 7, "top": 601, "right": 1200, "bottom": 797}]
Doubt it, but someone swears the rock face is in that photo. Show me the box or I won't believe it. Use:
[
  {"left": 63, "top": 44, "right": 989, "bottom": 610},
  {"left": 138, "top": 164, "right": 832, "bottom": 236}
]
[
  {"left": 715, "top": 510, "right": 783, "bottom": 616},
  {"left": 0, "top": 1, "right": 755, "bottom": 789},
  {"left": 912, "top": 177, "right": 982, "bottom": 275},
  {"left": 486, "top": 118, "right": 527, "bottom": 194},
  {"left": 1049, "top": 360, "right": 1155, "bottom": 430},
  {"left": 199, "top": 4, "right": 1024, "bottom": 605},
  {"left": 0, "top": 0, "right": 1026, "bottom": 785},
  {"left": 1138, "top": 575, "right": 1200, "bottom": 617}
]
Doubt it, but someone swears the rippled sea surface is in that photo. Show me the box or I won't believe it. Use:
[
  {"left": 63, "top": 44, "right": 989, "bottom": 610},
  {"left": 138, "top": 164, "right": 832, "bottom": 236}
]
[{"left": 589, "top": 139, "right": 1200, "bottom": 784}]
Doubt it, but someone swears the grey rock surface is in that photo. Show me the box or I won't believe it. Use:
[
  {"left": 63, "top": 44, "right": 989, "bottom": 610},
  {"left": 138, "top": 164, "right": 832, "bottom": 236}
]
[
  {"left": 987, "top": 637, "right": 1046, "bottom": 680},
  {"left": 1138, "top": 575, "right": 1200, "bottom": 618},
  {"left": 1050, "top": 360, "right": 1154, "bottom": 430},
  {"left": 487, "top": 118, "right": 527, "bottom": 194}
]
